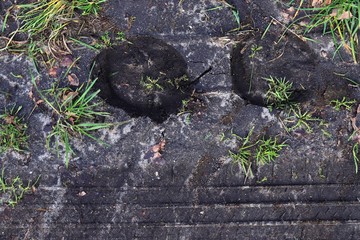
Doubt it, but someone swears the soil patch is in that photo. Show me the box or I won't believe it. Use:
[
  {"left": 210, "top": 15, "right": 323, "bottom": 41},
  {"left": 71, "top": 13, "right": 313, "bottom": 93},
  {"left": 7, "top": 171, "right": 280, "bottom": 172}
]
[
  {"left": 92, "top": 36, "right": 192, "bottom": 123},
  {"left": 231, "top": 31, "right": 359, "bottom": 109}
]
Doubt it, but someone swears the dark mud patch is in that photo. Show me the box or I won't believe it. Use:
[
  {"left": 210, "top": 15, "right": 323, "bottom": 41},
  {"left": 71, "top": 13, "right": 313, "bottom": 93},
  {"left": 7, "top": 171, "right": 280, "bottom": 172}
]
[
  {"left": 92, "top": 36, "right": 193, "bottom": 123},
  {"left": 231, "top": 31, "right": 359, "bottom": 108}
]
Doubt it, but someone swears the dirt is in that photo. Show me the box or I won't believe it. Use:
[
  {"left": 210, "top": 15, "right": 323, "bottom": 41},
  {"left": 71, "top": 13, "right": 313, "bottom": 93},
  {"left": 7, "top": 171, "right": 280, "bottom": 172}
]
[
  {"left": 1, "top": 0, "right": 360, "bottom": 239},
  {"left": 231, "top": 32, "right": 359, "bottom": 108},
  {"left": 92, "top": 36, "right": 192, "bottom": 123}
]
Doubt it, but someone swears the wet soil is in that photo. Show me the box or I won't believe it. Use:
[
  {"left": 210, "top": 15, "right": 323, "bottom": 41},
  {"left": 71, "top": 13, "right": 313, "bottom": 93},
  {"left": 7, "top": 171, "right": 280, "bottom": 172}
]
[
  {"left": 92, "top": 36, "right": 192, "bottom": 123},
  {"left": 1, "top": 0, "right": 360, "bottom": 239}
]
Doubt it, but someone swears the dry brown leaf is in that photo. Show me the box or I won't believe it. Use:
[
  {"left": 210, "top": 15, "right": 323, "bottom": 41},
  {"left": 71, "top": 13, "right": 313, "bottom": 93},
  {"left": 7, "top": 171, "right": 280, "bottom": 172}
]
[
  {"left": 330, "top": 9, "right": 353, "bottom": 20},
  {"left": 325, "top": 0, "right": 332, "bottom": 5},
  {"left": 63, "top": 91, "right": 78, "bottom": 101},
  {"left": 144, "top": 139, "right": 167, "bottom": 160},
  {"left": 312, "top": 0, "right": 323, "bottom": 7},
  {"left": 60, "top": 55, "right": 74, "bottom": 68},
  {"left": 280, "top": 11, "right": 291, "bottom": 22},
  {"left": 153, "top": 152, "right": 162, "bottom": 159},
  {"left": 68, "top": 116, "right": 75, "bottom": 125},
  {"left": 78, "top": 191, "right": 87, "bottom": 197},
  {"left": 48, "top": 66, "right": 59, "bottom": 78},
  {"left": 151, "top": 139, "right": 166, "bottom": 153},
  {"left": 159, "top": 139, "right": 166, "bottom": 149},
  {"left": 287, "top": 7, "right": 295, "bottom": 14},
  {"left": 36, "top": 100, "right": 44, "bottom": 105},
  {"left": 4, "top": 115, "right": 14, "bottom": 124},
  {"left": 28, "top": 90, "right": 34, "bottom": 100},
  {"left": 68, "top": 73, "right": 79, "bottom": 86}
]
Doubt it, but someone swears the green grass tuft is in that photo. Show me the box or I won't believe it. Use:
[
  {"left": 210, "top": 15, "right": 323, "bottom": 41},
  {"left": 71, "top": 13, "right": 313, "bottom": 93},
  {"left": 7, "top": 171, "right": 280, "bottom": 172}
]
[
  {"left": 330, "top": 97, "right": 356, "bottom": 111},
  {"left": 2, "top": 0, "right": 106, "bottom": 63},
  {"left": 264, "top": 76, "right": 294, "bottom": 110},
  {"left": 256, "top": 137, "right": 288, "bottom": 166},
  {"left": 0, "top": 106, "right": 28, "bottom": 153},
  {"left": 302, "top": 0, "right": 360, "bottom": 63},
  {"left": 0, "top": 167, "right": 40, "bottom": 207},
  {"left": 32, "top": 75, "right": 115, "bottom": 167},
  {"left": 229, "top": 127, "right": 287, "bottom": 180}
]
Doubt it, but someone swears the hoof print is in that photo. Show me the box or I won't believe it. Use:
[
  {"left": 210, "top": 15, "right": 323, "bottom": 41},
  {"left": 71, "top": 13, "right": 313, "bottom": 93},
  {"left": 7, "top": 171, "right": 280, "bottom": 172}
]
[{"left": 92, "top": 36, "right": 192, "bottom": 123}]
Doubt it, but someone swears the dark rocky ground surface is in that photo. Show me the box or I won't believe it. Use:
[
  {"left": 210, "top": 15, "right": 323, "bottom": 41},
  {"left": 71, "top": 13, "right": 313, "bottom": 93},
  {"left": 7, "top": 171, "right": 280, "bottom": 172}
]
[{"left": 1, "top": 0, "right": 360, "bottom": 239}]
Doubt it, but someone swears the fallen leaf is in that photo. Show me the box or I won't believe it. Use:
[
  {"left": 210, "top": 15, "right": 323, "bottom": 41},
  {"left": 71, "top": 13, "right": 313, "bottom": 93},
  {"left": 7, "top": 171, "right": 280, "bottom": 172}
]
[
  {"left": 4, "top": 115, "right": 14, "bottom": 124},
  {"left": 48, "top": 66, "right": 59, "bottom": 78},
  {"left": 60, "top": 55, "right": 74, "bottom": 68},
  {"left": 62, "top": 91, "right": 78, "bottom": 102},
  {"left": 78, "top": 191, "right": 86, "bottom": 197},
  {"left": 287, "top": 7, "right": 295, "bottom": 14},
  {"left": 36, "top": 100, "right": 44, "bottom": 105},
  {"left": 280, "top": 11, "right": 291, "bottom": 22},
  {"left": 330, "top": 9, "right": 353, "bottom": 20},
  {"left": 68, "top": 73, "right": 79, "bottom": 86},
  {"left": 325, "top": 0, "right": 332, "bottom": 5},
  {"left": 28, "top": 90, "right": 33, "bottom": 100},
  {"left": 68, "top": 116, "right": 75, "bottom": 125},
  {"left": 312, "top": 0, "right": 323, "bottom": 7},
  {"left": 151, "top": 139, "right": 166, "bottom": 153},
  {"left": 153, "top": 152, "right": 162, "bottom": 159},
  {"left": 144, "top": 139, "right": 166, "bottom": 160}
]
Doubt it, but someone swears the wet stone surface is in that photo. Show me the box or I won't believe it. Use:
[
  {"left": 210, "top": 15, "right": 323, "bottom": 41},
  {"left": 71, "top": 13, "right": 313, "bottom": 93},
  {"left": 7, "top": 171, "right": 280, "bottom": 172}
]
[{"left": 2, "top": 0, "right": 360, "bottom": 239}]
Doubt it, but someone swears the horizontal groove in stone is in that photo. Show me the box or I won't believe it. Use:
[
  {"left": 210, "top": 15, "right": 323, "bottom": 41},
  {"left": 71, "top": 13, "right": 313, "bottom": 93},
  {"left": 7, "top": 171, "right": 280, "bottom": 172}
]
[{"left": 5, "top": 202, "right": 360, "bottom": 225}]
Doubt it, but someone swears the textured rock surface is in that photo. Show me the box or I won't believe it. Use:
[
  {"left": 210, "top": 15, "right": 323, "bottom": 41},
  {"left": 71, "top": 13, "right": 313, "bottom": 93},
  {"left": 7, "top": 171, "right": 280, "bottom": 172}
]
[{"left": 1, "top": 0, "right": 360, "bottom": 239}]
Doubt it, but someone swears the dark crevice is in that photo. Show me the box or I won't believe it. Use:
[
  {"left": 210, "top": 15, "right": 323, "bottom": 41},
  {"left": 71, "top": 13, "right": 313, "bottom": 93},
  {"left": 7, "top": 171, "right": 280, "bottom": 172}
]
[{"left": 190, "top": 66, "right": 212, "bottom": 86}]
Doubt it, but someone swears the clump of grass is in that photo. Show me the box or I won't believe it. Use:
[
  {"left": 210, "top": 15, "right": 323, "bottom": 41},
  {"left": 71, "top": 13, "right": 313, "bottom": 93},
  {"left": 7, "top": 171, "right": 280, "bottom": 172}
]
[
  {"left": 264, "top": 76, "right": 294, "bottom": 109},
  {"left": 331, "top": 97, "right": 356, "bottom": 111},
  {"left": 256, "top": 137, "right": 287, "bottom": 166},
  {"left": 0, "top": 167, "right": 40, "bottom": 207},
  {"left": 178, "top": 99, "right": 191, "bottom": 115},
  {"left": 115, "top": 31, "right": 126, "bottom": 42},
  {"left": 140, "top": 76, "right": 164, "bottom": 93},
  {"left": 18, "top": 0, "right": 105, "bottom": 35},
  {"left": 0, "top": 106, "right": 28, "bottom": 153},
  {"left": 263, "top": 76, "right": 326, "bottom": 134},
  {"left": 32, "top": 75, "right": 115, "bottom": 167},
  {"left": 70, "top": 31, "right": 128, "bottom": 52},
  {"left": 283, "top": 105, "right": 321, "bottom": 133},
  {"left": 168, "top": 75, "right": 189, "bottom": 90},
  {"left": 229, "top": 127, "right": 287, "bottom": 180},
  {"left": 73, "top": 0, "right": 106, "bottom": 15},
  {"left": 302, "top": 0, "right": 360, "bottom": 63},
  {"left": 3, "top": 0, "right": 106, "bottom": 62},
  {"left": 93, "top": 32, "right": 112, "bottom": 49},
  {"left": 250, "top": 44, "right": 263, "bottom": 59},
  {"left": 229, "top": 127, "right": 256, "bottom": 178}
]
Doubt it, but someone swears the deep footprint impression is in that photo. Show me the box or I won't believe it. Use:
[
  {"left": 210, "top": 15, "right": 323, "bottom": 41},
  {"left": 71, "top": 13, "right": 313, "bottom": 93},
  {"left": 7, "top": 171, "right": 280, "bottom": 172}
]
[{"left": 92, "top": 36, "right": 193, "bottom": 123}]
